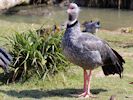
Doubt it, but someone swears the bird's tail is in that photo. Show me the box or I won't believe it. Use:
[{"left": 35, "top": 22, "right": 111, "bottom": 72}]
[
  {"left": 102, "top": 49, "right": 125, "bottom": 78},
  {"left": 0, "top": 48, "right": 12, "bottom": 73}
]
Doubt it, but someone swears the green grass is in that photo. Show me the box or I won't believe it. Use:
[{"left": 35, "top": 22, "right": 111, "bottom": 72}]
[
  {"left": 0, "top": 19, "right": 40, "bottom": 48},
  {"left": 0, "top": 20, "right": 133, "bottom": 100}
]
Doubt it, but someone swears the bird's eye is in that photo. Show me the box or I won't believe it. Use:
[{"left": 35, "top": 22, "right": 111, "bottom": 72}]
[{"left": 70, "top": 7, "right": 74, "bottom": 9}]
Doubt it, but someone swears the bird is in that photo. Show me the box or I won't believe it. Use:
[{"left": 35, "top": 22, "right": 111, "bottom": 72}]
[
  {"left": 62, "top": 3, "right": 125, "bottom": 98},
  {"left": 82, "top": 21, "right": 100, "bottom": 34},
  {"left": 36, "top": 25, "right": 60, "bottom": 36},
  {"left": 0, "top": 48, "right": 12, "bottom": 74}
]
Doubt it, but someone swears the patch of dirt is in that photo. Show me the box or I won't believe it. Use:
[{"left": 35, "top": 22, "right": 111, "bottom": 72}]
[
  {"left": 95, "top": 71, "right": 133, "bottom": 78},
  {"left": 124, "top": 74, "right": 133, "bottom": 78},
  {"left": 117, "top": 27, "right": 133, "bottom": 34},
  {"left": 94, "top": 71, "right": 119, "bottom": 78},
  {"left": 100, "top": 28, "right": 133, "bottom": 34},
  {"left": 95, "top": 71, "right": 105, "bottom": 78},
  {"left": 120, "top": 52, "right": 133, "bottom": 58}
]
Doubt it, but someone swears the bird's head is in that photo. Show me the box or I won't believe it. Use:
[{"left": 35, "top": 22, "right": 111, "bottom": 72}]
[
  {"left": 82, "top": 21, "right": 100, "bottom": 34},
  {"left": 67, "top": 3, "right": 80, "bottom": 23},
  {"left": 95, "top": 21, "right": 100, "bottom": 28}
]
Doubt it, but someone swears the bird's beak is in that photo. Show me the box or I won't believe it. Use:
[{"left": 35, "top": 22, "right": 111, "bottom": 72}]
[{"left": 67, "top": 9, "right": 71, "bottom": 14}]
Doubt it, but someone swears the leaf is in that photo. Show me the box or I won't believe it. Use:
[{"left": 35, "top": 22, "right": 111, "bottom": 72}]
[
  {"left": 24, "top": 62, "right": 27, "bottom": 76},
  {"left": 12, "top": 67, "right": 20, "bottom": 81},
  {"left": 20, "top": 51, "right": 30, "bottom": 66},
  {"left": 42, "top": 69, "right": 49, "bottom": 81}
]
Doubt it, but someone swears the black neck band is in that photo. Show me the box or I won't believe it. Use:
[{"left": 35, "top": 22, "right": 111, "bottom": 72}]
[{"left": 67, "top": 20, "right": 78, "bottom": 28}]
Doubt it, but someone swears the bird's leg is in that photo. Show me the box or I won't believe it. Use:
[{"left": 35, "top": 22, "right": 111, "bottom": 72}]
[
  {"left": 83, "top": 69, "right": 87, "bottom": 91},
  {"left": 78, "top": 69, "right": 92, "bottom": 98},
  {"left": 78, "top": 69, "right": 88, "bottom": 97},
  {"left": 83, "top": 69, "right": 92, "bottom": 98}
]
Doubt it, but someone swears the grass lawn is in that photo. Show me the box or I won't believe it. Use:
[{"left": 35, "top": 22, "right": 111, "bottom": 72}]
[{"left": 0, "top": 19, "right": 133, "bottom": 100}]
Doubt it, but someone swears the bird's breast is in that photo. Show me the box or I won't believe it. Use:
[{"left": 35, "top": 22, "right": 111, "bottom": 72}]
[{"left": 62, "top": 39, "right": 103, "bottom": 69}]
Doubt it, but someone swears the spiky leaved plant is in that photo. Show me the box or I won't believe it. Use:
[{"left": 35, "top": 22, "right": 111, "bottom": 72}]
[{"left": 6, "top": 27, "right": 69, "bottom": 82}]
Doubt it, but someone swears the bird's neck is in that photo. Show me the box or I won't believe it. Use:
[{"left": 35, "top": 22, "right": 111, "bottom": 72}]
[
  {"left": 67, "top": 20, "right": 78, "bottom": 28},
  {"left": 68, "top": 18, "right": 77, "bottom": 24},
  {"left": 65, "top": 20, "right": 81, "bottom": 38}
]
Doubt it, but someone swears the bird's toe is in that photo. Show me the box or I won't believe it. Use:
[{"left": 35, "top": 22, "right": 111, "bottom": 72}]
[
  {"left": 78, "top": 92, "right": 91, "bottom": 98},
  {"left": 78, "top": 92, "right": 86, "bottom": 97}
]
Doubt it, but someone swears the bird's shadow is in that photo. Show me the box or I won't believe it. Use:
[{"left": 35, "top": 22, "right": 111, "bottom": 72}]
[{"left": 0, "top": 88, "right": 107, "bottom": 99}]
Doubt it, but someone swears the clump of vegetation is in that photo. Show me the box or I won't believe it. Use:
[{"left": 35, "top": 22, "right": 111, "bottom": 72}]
[
  {"left": 120, "top": 27, "right": 133, "bottom": 34},
  {"left": 6, "top": 27, "right": 69, "bottom": 82}
]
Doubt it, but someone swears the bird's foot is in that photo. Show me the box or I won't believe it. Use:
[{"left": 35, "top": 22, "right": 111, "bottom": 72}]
[
  {"left": 83, "top": 93, "right": 90, "bottom": 98},
  {"left": 78, "top": 92, "right": 91, "bottom": 98},
  {"left": 78, "top": 92, "right": 86, "bottom": 97}
]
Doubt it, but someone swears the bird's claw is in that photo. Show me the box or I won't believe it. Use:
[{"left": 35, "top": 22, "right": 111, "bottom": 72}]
[
  {"left": 78, "top": 92, "right": 91, "bottom": 98},
  {"left": 78, "top": 92, "right": 86, "bottom": 97}
]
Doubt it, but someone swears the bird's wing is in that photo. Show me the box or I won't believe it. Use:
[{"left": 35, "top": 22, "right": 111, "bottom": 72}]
[
  {"left": 78, "top": 33, "right": 107, "bottom": 51},
  {"left": 80, "top": 34, "right": 125, "bottom": 64},
  {"left": 77, "top": 33, "right": 115, "bottom": 63},
  {"left": 74, "top": 33, "right": 108, "bottom": 65},
  {"left": 77, "top": 33, "right": 124, "bottom": 77}
]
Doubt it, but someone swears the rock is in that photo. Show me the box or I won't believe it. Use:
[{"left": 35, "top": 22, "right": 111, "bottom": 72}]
[{"left": 0, "top": 0, "right": 29, "bottom": 10}]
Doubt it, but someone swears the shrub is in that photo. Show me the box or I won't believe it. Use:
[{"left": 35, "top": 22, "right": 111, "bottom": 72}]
[{"left": 6, "top": 28, "right": 69, "bottom": 82}]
